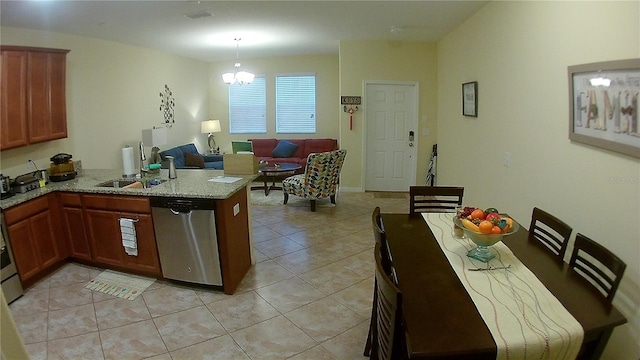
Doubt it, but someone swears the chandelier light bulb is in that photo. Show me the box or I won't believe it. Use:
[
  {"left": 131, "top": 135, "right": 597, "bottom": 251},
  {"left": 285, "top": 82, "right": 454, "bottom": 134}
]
[{"left": 222, "top": 38, "right": 254, "bottom": 85}]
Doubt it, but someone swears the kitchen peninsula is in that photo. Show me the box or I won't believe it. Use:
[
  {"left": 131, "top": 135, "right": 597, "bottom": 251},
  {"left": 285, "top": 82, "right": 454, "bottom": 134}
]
[{"left": 0, "top": 169, "right": 257, "bottom": 295}]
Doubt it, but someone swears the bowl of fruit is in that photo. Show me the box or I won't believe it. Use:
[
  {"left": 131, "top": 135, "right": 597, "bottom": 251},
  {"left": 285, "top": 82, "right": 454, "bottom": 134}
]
[{"left": 453, "top": 207, "right": 519, "bottom": 262}]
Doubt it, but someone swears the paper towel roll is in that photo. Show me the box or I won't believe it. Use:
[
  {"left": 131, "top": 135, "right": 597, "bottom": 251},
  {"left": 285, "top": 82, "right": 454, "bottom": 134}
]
[{"left": 122, "top": 146, "right": 136, "bottom": 176}]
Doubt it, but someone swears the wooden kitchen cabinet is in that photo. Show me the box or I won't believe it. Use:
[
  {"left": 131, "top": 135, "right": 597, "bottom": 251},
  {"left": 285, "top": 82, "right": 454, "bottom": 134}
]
[
  {"left": 0, "top": 50, "right": 28, "bottom": 149},
  {"left": 83, "top": 194, "right": 161, "bottom": 277},
  {"left": 0, "top": 46, "right": 69, "bottom": 150},
  {"left": 58, "top": 192, "right": 92, "bottom": 261},
  {"left": 3, "top": 195, "right": 64, "bottom": 286}
]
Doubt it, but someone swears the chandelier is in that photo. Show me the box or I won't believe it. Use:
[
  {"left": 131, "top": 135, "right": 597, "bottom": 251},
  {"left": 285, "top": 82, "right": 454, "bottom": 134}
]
[{"left": 222, "top": 38, "right": 255, "bottom": 85}]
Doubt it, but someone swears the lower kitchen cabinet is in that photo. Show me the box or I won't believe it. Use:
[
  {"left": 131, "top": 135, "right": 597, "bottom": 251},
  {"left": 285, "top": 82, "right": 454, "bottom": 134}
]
[
  {"left": 83, "top": 195, "right": 161, "bottom": 277},
  {"left": 4, "top": 195, "right": 64, "bottom": 286},
  {"left": 59, "top": 192, "right": 92, "bottom": 261}
]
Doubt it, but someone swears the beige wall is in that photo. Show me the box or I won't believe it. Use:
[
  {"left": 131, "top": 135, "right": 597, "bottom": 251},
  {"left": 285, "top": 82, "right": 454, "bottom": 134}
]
[
  {"left": 437, "top": 2, "right": 640, "bottom": 358},
  {"left": 208, "top": 54, "right": 339, "bottom": 154},
  {"left": 338, "top": 40, "right": 438, "bottom": 190},
  {"left": 0, "top": 27, "right": 209, "bottom": 178}
]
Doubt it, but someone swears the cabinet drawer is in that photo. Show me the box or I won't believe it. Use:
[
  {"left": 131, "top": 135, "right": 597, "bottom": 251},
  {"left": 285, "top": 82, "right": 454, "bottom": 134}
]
[
  {"left": 4, "top": 196, "right": 49, "bottom": 225},
  {"left": 59, "top": 192, "right": 82, "bottom": 207},
  {"left": 83, "top": 194, "right": 151, "bottom": 213}
]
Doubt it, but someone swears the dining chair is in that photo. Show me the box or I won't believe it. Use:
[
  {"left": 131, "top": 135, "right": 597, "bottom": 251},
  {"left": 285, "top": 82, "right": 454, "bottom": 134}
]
[
  {"left": 409, "top": 186, "right": 464, "bottom": 214},
  {"left": 569, "top": 233, "right": 627, "bottom": 303},
  {"left": 528, "top": 207, "right": 573, "bottom": 260},
  {"left": 365, "top": 207, "right": 396, "bottom": 357},
  {"left": 282, "top": 149, "right": 347, "bottom": 212},
  {"left": 370, "top": 241, "right": 405, "bottom": 360}
]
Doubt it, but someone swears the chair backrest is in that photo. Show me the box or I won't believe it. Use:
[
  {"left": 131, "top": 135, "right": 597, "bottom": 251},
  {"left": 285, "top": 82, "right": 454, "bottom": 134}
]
[
  {"left": 231, "top": 141, "right": 253, "bottom": 154},
  {"left": 409, "top": 186, "right": 464, "bottom": 214},
  {"left": 569, "top": 233, "right": 626, "bottom": 303},
  {"left": 372, "top": 207, "right": 394, "bottom": 277},
  {"left": 374, "top": 241, "right": 404, "bottom": 360},
  {"left": 528, "top": 207, "right": 573, "bottom": 259},
  {"left": 302, "top": 149, "right": 347, "bottom": 197}
]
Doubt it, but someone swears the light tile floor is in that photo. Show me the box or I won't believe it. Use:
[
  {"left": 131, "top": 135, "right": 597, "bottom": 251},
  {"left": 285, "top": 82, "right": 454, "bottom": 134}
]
[{"left": 9, "top": 191, "right": 409, "bottom": 360}]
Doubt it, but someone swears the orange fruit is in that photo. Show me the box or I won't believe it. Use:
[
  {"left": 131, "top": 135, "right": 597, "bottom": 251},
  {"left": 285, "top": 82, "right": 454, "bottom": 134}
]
[
  {"left": 491, "top": 226, "right": 503, "bottom": 234},
  {"left": 471, "top": 209, "right": 485, "bottom": 220},
  {"left": 478, "top": 220, "right": 493, "bottom": 234}
]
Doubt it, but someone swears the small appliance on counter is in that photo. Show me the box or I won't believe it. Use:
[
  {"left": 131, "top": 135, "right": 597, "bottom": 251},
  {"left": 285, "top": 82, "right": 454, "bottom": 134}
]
[
  {"left": 49, "top": 153, "right": 76, "bottom": 182},
  {"left": 0, "top": 174, "right": 15, "bottom": 199},
  {"left": 12, "top": 172, "right": 40, "bottom": 194}
]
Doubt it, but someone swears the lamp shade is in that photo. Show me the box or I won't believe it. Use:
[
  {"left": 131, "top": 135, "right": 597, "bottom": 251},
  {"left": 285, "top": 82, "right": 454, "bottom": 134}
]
[
  {"left": 201, "top": 120, "right": 221, "bottom": 133},
  {"left": 141, "top": 127, "right": 167, "bottom": 146},
  {"left": 222, "top": 73, "right": 236, "bottom": 85}
]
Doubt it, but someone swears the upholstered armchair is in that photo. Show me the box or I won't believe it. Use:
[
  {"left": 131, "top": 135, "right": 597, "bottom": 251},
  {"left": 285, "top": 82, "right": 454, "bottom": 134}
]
[{"left": 282, "top": 149, "right": 347, "bottom": 211}]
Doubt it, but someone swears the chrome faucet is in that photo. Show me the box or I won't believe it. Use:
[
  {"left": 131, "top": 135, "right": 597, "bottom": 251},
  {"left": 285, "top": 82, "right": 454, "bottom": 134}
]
[{"left": 166, "top": 156, "right": 177, "bottom": 179}]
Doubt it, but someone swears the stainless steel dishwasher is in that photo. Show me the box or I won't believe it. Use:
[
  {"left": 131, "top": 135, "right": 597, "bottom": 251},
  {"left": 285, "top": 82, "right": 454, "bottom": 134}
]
[{"left": 150, "top": 197, "right": 222, "bottom": 286}]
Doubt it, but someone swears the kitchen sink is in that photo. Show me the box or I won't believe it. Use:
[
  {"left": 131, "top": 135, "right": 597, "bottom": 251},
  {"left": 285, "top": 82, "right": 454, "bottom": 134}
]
[{"left": 95, "top": 178, "right": 166, "bottom": 188}]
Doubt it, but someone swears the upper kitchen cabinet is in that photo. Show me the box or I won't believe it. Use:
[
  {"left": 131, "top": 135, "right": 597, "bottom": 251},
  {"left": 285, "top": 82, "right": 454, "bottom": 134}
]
[
  {"left": 0, "top": 50, "right": 28, "bottom": 149},
  {"left": 0, "top": 46, "right": 70, "bottom": 150}
]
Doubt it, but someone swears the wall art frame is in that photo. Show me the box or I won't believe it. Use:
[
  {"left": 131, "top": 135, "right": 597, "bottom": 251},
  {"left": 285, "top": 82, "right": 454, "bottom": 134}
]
[
  {"left": 462, "top": 81, "right": 478, "bottom": 117},
  {"left": 568, "top": 59, "right": 640, "bottom": 158}
]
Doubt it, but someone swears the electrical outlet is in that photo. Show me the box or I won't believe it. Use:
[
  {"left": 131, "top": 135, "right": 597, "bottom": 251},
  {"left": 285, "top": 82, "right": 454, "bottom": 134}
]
[{"left": 503, "top": 152, "right": 511, "bottom": 167}]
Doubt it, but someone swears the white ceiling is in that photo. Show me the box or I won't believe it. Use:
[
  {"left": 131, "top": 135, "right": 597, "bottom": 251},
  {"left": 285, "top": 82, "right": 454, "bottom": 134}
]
[{"left": 1, "top": 0, "right": 488, "bottom": 62}]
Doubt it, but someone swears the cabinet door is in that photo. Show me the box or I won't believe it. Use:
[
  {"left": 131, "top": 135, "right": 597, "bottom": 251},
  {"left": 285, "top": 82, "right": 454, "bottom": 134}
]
[
  {"left": 6, "top": 219, "right": 41, "bottom": 282},
  {"left": 6, "top": 209, "right": 60, "bottom": 283},
  {"left": 62, "top": 206, "right": 92, "bottom": 261},
  {"left": 30, "top": 210, "right": 61, "bottom": 269},
  {"left": 85, "top": 209, "right": 124, "bottom": 267},
  {"left": 84, "top": 209, "right": 161, "bottom": 276},
  {"left": 47, "top": 52, "right": 67, "bottom": 140},
  {"left": 27, "top": 51, "right": 51, "bottom": 143},
  {"left": 121, "top": 213, "right": 161, "bottom": 275},
  {"left": 0, "top": 50, "right": 28, "bottom": 150}
]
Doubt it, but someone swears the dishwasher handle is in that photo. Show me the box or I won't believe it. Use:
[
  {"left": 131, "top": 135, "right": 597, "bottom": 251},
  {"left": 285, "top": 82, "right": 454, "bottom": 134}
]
[
  {"left": 170, "top": 208, "right": 192, "bottom": 215},
  {"left": 150, "top": 197, "right": 216, "bottom": 212}
]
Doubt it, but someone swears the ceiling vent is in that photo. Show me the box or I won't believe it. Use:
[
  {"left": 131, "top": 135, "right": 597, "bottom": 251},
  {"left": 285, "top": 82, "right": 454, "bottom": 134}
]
[{"left": 185, "top": 10, "right": 213, "bottom": 20}]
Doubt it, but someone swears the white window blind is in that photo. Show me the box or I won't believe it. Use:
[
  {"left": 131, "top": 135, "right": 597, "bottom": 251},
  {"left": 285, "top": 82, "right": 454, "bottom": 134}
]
[
  {"left": 229, "top": 76, "right": 266, "bottom": 134},
  {"left": 276, "top": 74, "right": 316, "bottom": 134}
]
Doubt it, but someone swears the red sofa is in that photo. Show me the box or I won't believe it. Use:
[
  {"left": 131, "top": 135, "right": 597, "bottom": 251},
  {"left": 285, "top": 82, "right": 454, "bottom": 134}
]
[{"left": 248, "top": 138, "right": 338, "bottom": 173}]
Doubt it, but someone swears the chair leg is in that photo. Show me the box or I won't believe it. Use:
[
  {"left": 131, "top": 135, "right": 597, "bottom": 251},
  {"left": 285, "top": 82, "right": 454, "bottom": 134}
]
[
  {"left": 283, "top": 192, "right": 289, "bottom": 204},
  {"left": 310, "top": 200, "right": 316, "bottom": 212},
  {"left": 330, "top": 195, "right": 336, "bottom": 204}
]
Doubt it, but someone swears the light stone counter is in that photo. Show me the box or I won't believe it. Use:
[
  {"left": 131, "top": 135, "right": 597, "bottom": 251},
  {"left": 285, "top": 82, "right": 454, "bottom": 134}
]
[{"left": 0, "top": 169, "right": 258, "bottom": 210}]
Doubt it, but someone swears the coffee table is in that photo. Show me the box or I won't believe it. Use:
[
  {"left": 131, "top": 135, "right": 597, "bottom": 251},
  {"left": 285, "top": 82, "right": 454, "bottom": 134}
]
[{"left": 252, "top": 163, "right": 302, "bottom": 196}]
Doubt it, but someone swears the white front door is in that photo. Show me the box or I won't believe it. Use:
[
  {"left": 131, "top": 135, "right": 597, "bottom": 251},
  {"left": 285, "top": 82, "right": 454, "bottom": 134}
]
[{"left": 364, "top": 82, "right": 418, "bottom": 191}]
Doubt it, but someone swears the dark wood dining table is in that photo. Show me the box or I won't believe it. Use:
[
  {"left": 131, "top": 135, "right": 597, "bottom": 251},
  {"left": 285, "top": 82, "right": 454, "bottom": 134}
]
[{"left": 381, "top": 213, "right": 627, "bottom": 360}]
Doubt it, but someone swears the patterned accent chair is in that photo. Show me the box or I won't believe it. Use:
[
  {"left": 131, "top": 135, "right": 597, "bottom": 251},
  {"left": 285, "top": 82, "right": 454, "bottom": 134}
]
[{"left": 282, "top": 149, "right": 347, "bottom": 211}]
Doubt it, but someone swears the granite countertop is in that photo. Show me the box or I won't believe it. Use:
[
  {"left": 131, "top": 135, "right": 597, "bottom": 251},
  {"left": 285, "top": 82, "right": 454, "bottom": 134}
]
[{"left": 0, "top": 169, "right": 258, "bottom": 210}]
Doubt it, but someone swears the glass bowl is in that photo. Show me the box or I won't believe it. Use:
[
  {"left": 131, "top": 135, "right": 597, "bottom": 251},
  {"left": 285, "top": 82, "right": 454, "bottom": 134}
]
[{"left": 453, "top": 217, "right": 520, "bottom": 262}]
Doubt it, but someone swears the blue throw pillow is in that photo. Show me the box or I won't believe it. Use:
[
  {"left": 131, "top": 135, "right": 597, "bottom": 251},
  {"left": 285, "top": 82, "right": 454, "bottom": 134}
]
[{"left": 272, "top": 140, "right": 298, "bottom": 158}]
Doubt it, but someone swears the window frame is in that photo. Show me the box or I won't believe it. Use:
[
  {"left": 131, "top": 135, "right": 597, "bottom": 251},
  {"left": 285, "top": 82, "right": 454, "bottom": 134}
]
[{"left": 275, "top": 73, "right": 317, "bottom": 134}]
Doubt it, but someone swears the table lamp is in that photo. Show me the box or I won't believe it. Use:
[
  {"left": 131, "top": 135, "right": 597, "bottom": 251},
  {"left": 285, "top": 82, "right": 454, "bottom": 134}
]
[{"left": 201, "top": 119, "right": 221, "bottom": 154}]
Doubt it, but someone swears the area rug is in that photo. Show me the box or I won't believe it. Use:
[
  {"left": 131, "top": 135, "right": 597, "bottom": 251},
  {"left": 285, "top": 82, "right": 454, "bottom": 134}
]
[
  {"left": 250, "top": 188, "right": 335, "bottom": 208},
  {"left": 84, "top": 270, "right": 155, "bottom": 300}
]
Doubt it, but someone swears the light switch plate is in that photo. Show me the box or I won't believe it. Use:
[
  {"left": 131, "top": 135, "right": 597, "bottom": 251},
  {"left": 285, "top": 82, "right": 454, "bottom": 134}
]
[
  {"left": 503, "top": 152, "right": 511, "bottom": 167},
  {"left": 233, "top": 203, "right": 240, "bottom": 216}
]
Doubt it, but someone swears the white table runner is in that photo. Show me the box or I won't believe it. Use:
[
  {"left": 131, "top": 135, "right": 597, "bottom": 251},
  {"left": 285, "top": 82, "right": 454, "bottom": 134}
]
[{"left": 422, "top": 213, "right": 583, "bottom": 360}]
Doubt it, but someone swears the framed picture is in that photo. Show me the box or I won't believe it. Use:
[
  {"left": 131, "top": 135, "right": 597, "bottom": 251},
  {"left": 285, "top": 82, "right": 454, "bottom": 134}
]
[
  {"left": 462, "top": 81, "right": 478, "bottom": 117},
  {"left": 569, "top": 59, "right": 640, "bottom": 158}
]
